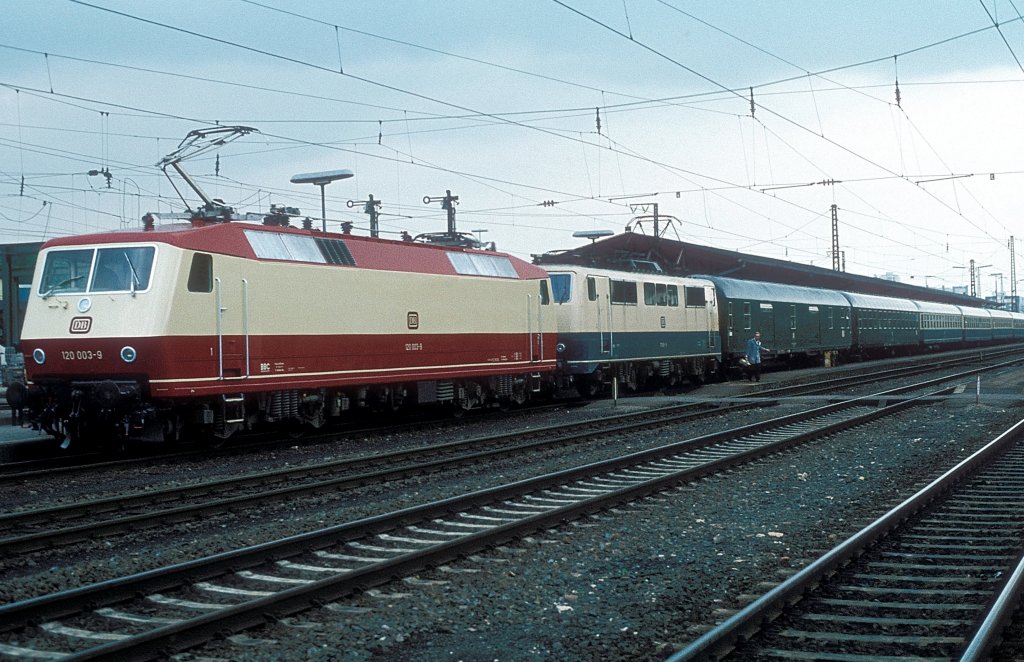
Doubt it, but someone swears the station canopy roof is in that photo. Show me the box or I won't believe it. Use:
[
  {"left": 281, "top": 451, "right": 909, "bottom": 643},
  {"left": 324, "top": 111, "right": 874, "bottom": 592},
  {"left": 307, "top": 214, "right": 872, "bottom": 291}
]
[{"left": 533, "top": 230, "right": 986, "bottom": 308}]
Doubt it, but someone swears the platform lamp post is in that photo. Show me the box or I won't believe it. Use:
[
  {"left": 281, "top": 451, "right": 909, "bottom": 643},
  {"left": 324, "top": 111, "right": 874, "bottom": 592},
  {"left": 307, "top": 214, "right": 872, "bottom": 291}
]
[{"left": 290, "top": 169, "right": 354, "bottom": 233}]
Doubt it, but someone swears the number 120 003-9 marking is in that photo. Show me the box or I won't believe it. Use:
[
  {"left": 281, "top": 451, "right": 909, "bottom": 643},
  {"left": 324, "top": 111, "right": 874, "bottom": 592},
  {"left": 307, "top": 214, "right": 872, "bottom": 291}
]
[{"left": 61, "top": 350, "right": 104, "bottom": 360}]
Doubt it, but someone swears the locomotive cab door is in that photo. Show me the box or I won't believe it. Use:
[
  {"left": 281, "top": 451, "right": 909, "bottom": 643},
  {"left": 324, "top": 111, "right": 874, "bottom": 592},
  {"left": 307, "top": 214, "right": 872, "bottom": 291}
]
[
  {"left": 528, "top": 280, "right": 550, "bottom": 363},
  {"left": 587, "top": 275, "right": 613, "bottom": 355},
  {"left": 214, "top": 276, "right": 250, "bottom": 380}
]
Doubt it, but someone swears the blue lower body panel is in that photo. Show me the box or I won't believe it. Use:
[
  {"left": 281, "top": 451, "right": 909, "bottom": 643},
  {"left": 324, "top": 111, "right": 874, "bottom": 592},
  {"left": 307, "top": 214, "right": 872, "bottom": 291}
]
[{"left": 559, "top": 330, "right": 715, "bottom": 375}]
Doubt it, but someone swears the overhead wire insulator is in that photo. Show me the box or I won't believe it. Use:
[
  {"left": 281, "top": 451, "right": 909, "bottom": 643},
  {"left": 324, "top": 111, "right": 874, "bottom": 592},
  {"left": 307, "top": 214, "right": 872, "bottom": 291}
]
[
  {"left": 595, "top": 107, "right": 602, "bottom": 135},
  {"left": 749, "top": 87, "right": 755, "bottom": 117},
  {"left": 894, "top": 56, "right": 902, "bottom": 109}
]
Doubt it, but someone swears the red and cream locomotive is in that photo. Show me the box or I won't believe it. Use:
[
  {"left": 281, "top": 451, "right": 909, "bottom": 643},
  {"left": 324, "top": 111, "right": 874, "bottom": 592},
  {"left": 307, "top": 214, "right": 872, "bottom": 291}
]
[{"left": 10, "top": 128, "right": 558, "bottom": 448}]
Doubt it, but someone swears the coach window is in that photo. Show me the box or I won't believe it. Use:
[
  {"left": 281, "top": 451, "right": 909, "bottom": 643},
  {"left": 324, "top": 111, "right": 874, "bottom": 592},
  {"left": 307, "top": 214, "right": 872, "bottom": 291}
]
[
  {"left": 587, "top": 276, "right": 598, "bottom": 301},
  {"left": 790, "top": 305, "right": 797, "bottom": 330},
  {"left": 188, "top": 253, "right": 214, "bottom": 293},
  {"left": 743, "top": 302, "right": 752, "bottom": 330}
]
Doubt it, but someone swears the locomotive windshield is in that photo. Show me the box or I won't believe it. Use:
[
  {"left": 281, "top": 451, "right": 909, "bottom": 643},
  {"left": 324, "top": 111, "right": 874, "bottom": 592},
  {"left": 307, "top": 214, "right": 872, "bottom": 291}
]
[{"left": 39, "top": 246, "right": 155, "bottom": 297}]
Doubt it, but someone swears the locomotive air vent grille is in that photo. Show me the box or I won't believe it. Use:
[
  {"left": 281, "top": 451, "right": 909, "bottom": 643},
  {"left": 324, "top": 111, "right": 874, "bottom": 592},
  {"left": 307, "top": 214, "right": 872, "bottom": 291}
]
[{"left": 315, "top": 238, "right": 356, "bottom": 266}]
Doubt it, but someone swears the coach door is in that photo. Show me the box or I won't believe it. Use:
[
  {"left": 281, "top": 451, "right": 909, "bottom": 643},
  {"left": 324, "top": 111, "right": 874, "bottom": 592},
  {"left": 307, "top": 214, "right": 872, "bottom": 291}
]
[
  {"left": 759, "top": 302, "right": 776, "bottom": 348},
  {"left": 215, "top": 277, "right": 251, "bottom": 380}
]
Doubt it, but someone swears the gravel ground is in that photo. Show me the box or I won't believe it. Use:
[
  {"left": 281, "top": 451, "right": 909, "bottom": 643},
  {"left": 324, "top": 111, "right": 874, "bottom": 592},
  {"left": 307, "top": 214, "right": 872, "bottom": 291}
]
[{"left": 2, "top": 362, "right": 1022, "bottom": 660}]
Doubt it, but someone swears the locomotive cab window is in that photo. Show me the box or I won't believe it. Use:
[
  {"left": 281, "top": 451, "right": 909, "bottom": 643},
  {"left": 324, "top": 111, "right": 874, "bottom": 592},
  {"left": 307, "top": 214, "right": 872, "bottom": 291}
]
[
  {"left": 188, "top": 253, "right": 213, "bottom": 293},
  {"left": 39, "top": 246, "right": 155, "bottom": 296},
  {"left": 38, "top": 249, "right": 92, "bottom": 297},
  {"left": 586, "top": 276, "right": 598, "bottom": 301},
  {"left": 549, "top": 273, "right": 572, "bottom": 303},
  {"left": 539, "top": 280, "right": 550, "bottom": 305},
  {"left": 90, "top": 246, "right": 154, "bottom": 293}
]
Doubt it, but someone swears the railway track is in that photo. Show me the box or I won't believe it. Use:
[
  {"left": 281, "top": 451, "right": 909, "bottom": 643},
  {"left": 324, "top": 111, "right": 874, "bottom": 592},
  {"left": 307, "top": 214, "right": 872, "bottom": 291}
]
[
  {"left": 0, "top": 357, "right": 1012, "bottom": 557},
  {"left": 0, "top": 345, "right": 1017, "bottom": 481},
  {"left": 0, "top": 378, "right": 966, "bottom": 659},
  {"left": 669, "top": 417, "right": 1024, "bottom": 662}
]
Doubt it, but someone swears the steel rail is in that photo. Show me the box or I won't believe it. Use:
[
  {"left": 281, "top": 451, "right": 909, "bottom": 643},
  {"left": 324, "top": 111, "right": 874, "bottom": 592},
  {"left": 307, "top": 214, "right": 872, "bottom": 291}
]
[
  {"left": 668, "top": 417, "right": 1024, "bottom": 662},
  {"left": 3, "top": 354, "right": 1008, "bottom": 556},
  {"left": 0, "top": 384, "right": 956, "bottom": 659},
  {"left": 1, "top": 345, "right": 1017, "bottom": 480}
]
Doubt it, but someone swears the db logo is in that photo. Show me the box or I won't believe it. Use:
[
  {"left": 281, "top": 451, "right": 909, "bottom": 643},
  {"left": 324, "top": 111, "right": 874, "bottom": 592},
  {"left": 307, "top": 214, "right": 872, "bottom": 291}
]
[{"left": 69, "top": 317, "right": 92, "bottom": 334}]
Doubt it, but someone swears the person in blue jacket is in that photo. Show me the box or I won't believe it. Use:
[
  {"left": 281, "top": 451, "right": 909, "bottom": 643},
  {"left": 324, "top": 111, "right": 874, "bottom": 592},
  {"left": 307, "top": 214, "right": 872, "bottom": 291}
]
[{"left": 745, "top": 331, "right": 767, "bottom": 382}]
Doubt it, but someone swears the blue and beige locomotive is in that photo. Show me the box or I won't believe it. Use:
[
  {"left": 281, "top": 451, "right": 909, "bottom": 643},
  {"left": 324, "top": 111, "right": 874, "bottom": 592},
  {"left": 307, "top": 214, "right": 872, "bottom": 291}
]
[{"left": 543, "top": 263, "right": 720, "bottom": 395}]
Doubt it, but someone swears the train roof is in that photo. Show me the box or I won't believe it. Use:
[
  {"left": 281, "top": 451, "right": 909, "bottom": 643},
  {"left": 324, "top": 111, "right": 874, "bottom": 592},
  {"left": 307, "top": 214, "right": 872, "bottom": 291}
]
[
  {"left": 914, "top": 300, "right": 962, "bottom": 314},
  {"left": 534, "top": 231, "right": 994, "bottom": 308},
  {"left": 840, "top": 291, "right": 919, "bottom": 312},
  {"left": 542, "top": 262, "right": 715, "bottom": 286},
  {"left": 38, "top": 222, "right": 550, "bottom": 280},
  {"left": 698, "top": 275, "right": 849, "bottom": 307}
]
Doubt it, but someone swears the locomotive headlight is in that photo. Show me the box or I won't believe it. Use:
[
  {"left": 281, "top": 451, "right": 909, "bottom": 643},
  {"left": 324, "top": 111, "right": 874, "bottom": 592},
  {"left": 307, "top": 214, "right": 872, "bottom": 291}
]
[
  {"left": 556, "top": 342, "right": 566, "bottom": 353},
  {"left": 120, "top": 346, "right": 137, "bottom": 363},
  {"left": 32, "top": 348, "right": 45, "bottom": 365}
]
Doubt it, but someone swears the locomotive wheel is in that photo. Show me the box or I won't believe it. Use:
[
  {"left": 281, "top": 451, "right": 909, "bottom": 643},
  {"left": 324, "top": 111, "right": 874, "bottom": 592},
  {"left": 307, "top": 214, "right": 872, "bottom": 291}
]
[{"left": 161, "top": 415, "right": 180, "bottom": 443}]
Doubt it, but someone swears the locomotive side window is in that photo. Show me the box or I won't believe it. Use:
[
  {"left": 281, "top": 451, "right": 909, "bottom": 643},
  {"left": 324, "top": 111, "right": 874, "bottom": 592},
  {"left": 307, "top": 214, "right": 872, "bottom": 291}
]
[
  {"left": 655, "top": 283, "right": 668, "bottom": 306},
  {"left": 38, "top": 249, "right": 92, "bottom": 297},
  {"left": 549, "top": 273, "right": 572, "bottom": 303},
  {"left": 539, "top": 280, "right": 550, "bottom": 305},
  {"left": 447, "top": 252, "right": 517, "bottom": 278},
  {"left": 188, "top": 253, "right": 213, "bottom": 293},
  {"left": 587, "top": 277, "right": 598, "bottom": 301},
  {"left": 643, "top": 283, "right": 675, "bottom": 306},
  {"left": 684, "top": 286, "right": 706, "bottom": 307},
  {"left": 610, "top": 280, "right": 637, "bottom": 305},
  {"left": 91, "top": 247, "right": 155, "bottom": 292},
  {"left": 245, "top": 230, "right": 327, "bottom": 264}
]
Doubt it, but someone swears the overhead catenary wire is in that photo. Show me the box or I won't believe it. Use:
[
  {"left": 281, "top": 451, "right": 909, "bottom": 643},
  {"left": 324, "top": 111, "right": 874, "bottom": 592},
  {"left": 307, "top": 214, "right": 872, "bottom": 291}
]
[{"left": 4, "top": 0, "right": 1019, "bottom": 280}]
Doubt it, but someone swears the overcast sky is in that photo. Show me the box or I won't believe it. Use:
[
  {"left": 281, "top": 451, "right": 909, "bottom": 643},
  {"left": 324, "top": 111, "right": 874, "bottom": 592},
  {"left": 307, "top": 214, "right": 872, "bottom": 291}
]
[{"left": 2, "top": 1, "right": 1023, "bottom": 297}]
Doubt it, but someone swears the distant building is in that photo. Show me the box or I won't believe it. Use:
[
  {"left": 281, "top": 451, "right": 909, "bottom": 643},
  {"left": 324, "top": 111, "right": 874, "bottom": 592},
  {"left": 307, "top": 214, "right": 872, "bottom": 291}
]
[{"left": 877, "top": 272, "right": 901, "bottom": 283}]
